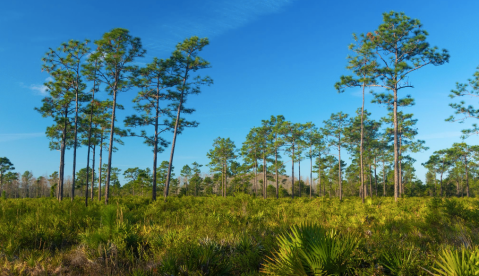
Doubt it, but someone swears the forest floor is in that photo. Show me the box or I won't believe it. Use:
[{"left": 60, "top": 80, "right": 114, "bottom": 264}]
[{"left": 0, "top": 195, "right": 478, "bottom": 275}]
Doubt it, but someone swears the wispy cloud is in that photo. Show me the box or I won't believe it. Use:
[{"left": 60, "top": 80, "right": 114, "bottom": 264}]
[
  {"left": 144, "top": 0, "right": 295, "bottom": 54},
  {"left": 21, "top": 77, "right": 52, "bottom": 96},
  {"left": 418, "top": 131, "right": 462, "bottom": 140},
  {"left": 0, "top": 133, "right": 44, "bottom": 143}
]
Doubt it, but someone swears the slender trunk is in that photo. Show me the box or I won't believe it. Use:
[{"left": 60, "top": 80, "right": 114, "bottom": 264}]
[
  {"left": 369, "top": 164, "right": 372, "bottom": 198},
  {"left": 85, "top": 85, "right": 96, "bottom": 206},
  {"left": 383, "top": 161, "right": 386, "bottom": 196},
  {"left": 393, "top": 88, "right": 399, "bottom": 202},
  {"left": 318, "top": 154, "right": 322, "bottom": 197},
  {"left": 105, "top": 89, "right": 117, "bottom": 205},
  {"left": 465, "top": 155, "right": 470, "bottom": 197},
  {"left": 309, "top": 154, "right": 314, "bottom": 199},
  {"left": 291, "top": 143, "right": 295, "bottom": 199},
  {"left": 152, "top": 90, "right": 160, "bottom": 201},
  {"left": 59, "top": 107, "right": 68, "bottom": 202},
  {"left": 164, "top": 93, "right": 183, "bottom": 200},
  {"left": 263, "top": 155, "right": 266, "bottom": 199},
  {"left": 299, "top": 158, "right": 301, "bottom": 197},
  {"left": 440, "top": 172, "right": 444, "bottom": 197},
  {"left": 91, "top": 144, "right": 95, "bottom": 200},
  {"left": 72, "top": 90, "right": 80, "bottom": 202},
  {"left": 399, "top": 133, "right": 403, "bottom": 197},
  {"left": 374, "top": 157, "right": 378, "bottom": 197},
  {"left": 338, "top": 138, "right": 342, "bottom": 200},
  {"left": 275, "top": 149, "right": 279, "bottom": 199},
  {"left": 360, "top": 83, "right": 365, "bottom": 203},
  {"left": 98, "top": 134, "right": 103, "bottom": 201},
  {"left": 165, "top": 60, "right": 191, "bottom": 201},
  {"left": 254, "top": 160, "right": 257, "bottom": 196}
]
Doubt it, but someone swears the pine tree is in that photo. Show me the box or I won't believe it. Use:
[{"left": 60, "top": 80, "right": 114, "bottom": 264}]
[
  {"left": 164, "top": 37, "right": 213, "bottom": 201},
  {"left": 322, "top": 112, "right": 351, "bottom": 200},
  {"left": 367, "top": 11, "right": 449, "bottom": 201},
  {"left": 93, "top": 28, "right": 145, "bottom": 204}
]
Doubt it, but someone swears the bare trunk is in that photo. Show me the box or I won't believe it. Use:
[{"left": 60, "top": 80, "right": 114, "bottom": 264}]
[
  {"left": 338, "top": 137, "right": 342, "bottom": 200},
  {"left": 299, "top": 158, "right": 301, "bottom": 197},
  {"left": 98, "top": 134, "right": 103, "bottom": 201},
  {"left": 383, "top": 161, "right": 386, "bottom": 197},
  {"left": 465, "top": 155, "right": 470, "bottom": 197},
  {"left": 263, "top": 156, "right": 266, "bottom": 199},
  {"left": 72, "top": 90, "right": 79, "bottom": 202},
  {"left": 152, "top": 91, "right": 160, "bottom": 201},
  {"left": 291, "top": 143, "right": 295, "bottom": 199},
  {"left": 105, "top": 90, "right": 117, "bottom": 205},
  {"left": 369, "top": 164, "right": 372, "bottom": 198},
  {"left": 310, "top": 156, "right": 313, "bottom": 199},
  {"left": 360, "top": 83, "right": 365, "bottom": 203},
  {"left": 275, "top": 149, "right": 279, "bottom": 199},
  {"left": 374, "top": 157, "right": 378, "bottom": 197},
  {"left": 91, "top": 144, "right": 95, "bottom": 200},
  {"left": 393, "top": 88, "right": 399, "bottom": 202}
]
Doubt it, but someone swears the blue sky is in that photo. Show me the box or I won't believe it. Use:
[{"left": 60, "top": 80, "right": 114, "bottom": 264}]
[{"left": 2, "top": 0, "right": 479, "bottom": 183}]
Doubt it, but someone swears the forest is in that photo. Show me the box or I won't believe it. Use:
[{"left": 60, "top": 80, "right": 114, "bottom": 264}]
[{"left": 1, "top": 10, "right": 479, "bottom": 275}]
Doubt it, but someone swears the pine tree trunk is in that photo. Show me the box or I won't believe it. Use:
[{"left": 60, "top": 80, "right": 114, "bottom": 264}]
[
  {"left": 105, "top": 89, "right": 118, "bottom": 205},
  {"left": 369, "top": 164, "right": 373, "bottom": 198},
  {"left": 383, "top": 164, "right": 387, "bottom": 197},
  {"left": 72, "top": 90, "right": 80, "bottom": 202},
  {"left": 98, "top": 134, "right": 103, "bottom": 201},
  {"left": 393, "top": 88, "right": 399, "bottom": 202},
  {"left": 59, "top": 107, "right": 68, "bottom": 202},
  {"left": 360, "top": 83, "right": 365, "bottom": 203},
  {"left": 299, "top": 158, "right": 301, "bottom": 197},
  {"left": 291, "top": 143, "right": 295, "bottom": 199},
  {"left": 309, "top": 157, "right": 314, "bottom": 199},
  {"left": 374, "top": 157, "right": 378, "bottom": 197},
  {"left": 152, "top": 90, "right": 160, "bottom": 201},
  {"left": 263, "top": 156, "right": 266, "bottom": 199},
  {"left": 275, "top": 149, "right": 279, "bottom": 199},
  {"left": 465, "top": 155, "right": 470, "bottom": 197},
  {"left": 91, "top": 144, "right": 95, "bottom": 200},
  {"left": 338, "top": 138, "right": 342, "bottom": 200}
]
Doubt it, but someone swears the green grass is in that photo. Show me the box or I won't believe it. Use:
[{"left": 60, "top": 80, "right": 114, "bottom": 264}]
[{"left": 0, "top": 195, "right": 478, "bottom": 275}]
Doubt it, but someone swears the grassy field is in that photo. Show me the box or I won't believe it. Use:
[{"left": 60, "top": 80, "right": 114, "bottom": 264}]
[{"left": 0, "top": 195, "right": 478, "bottom": 275}]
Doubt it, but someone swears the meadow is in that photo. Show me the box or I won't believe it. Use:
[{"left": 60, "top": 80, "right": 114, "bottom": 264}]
[{"left": 0, "top": 195, "right": 478, "bottom": 275}]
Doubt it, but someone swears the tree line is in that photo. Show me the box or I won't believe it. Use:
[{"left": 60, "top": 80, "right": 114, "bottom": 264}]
[{"left": 3, "top": 11, "right": 479, "bottom": 203}]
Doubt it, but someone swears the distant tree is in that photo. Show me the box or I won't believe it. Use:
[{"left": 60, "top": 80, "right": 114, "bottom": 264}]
[
  {"left": 281, "top": 122, "right": 307, "bottom": 199},
  {"left": 164, "top": 36, "right": 213, "bottom": 201},
  {"left": 268, "top": 115, "right": 286, "bottom": 199},
  {"left": 190, "top": 162, "right": 203, "bottom": 196},
  {"left": 322, "top": 112, "right": 351, "bottom": 200},
  {"left": 367, "top": 11, "right": 450, "bottom": 201},
  {"left": 304, "top": 128, "right": 324, "bottom": 199},
  {"left": 157, "top": 161, "right": 174, "bottom": 194},
  {"left": 0, "top": 157, "right": 14, "bottom": 195},
  {"left": 241, "top": 127, "right": 261, "bottom": 196},
  {"left": 448, "top": 143, "right": 479, "bottom": 197},
  {"left": 124, "top": 167, "right": 151, "bottom": 196},
  {"left": 447, "top": 66, "right": 479, "bottom": 138},
  {"left": 93, "top": 28, "right": 145, "bottom": 204},
  {"left": 180, "top": 165, "right": 192, "bottom": 195},
  {"left": 207, "top": 137, "right": 237, "bottom": 197}
]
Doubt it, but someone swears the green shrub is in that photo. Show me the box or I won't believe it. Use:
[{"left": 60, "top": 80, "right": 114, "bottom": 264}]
[{"left": 261, "top": 223, "right": 361, "bottom": 275}]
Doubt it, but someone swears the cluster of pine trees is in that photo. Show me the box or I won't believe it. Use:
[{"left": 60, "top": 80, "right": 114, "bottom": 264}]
[
  {"left": 2, "top": 11, "right": 478, "bottom": 204},
  {"left": 33, "top": 29, "right": 211, "bottom": 205}
]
